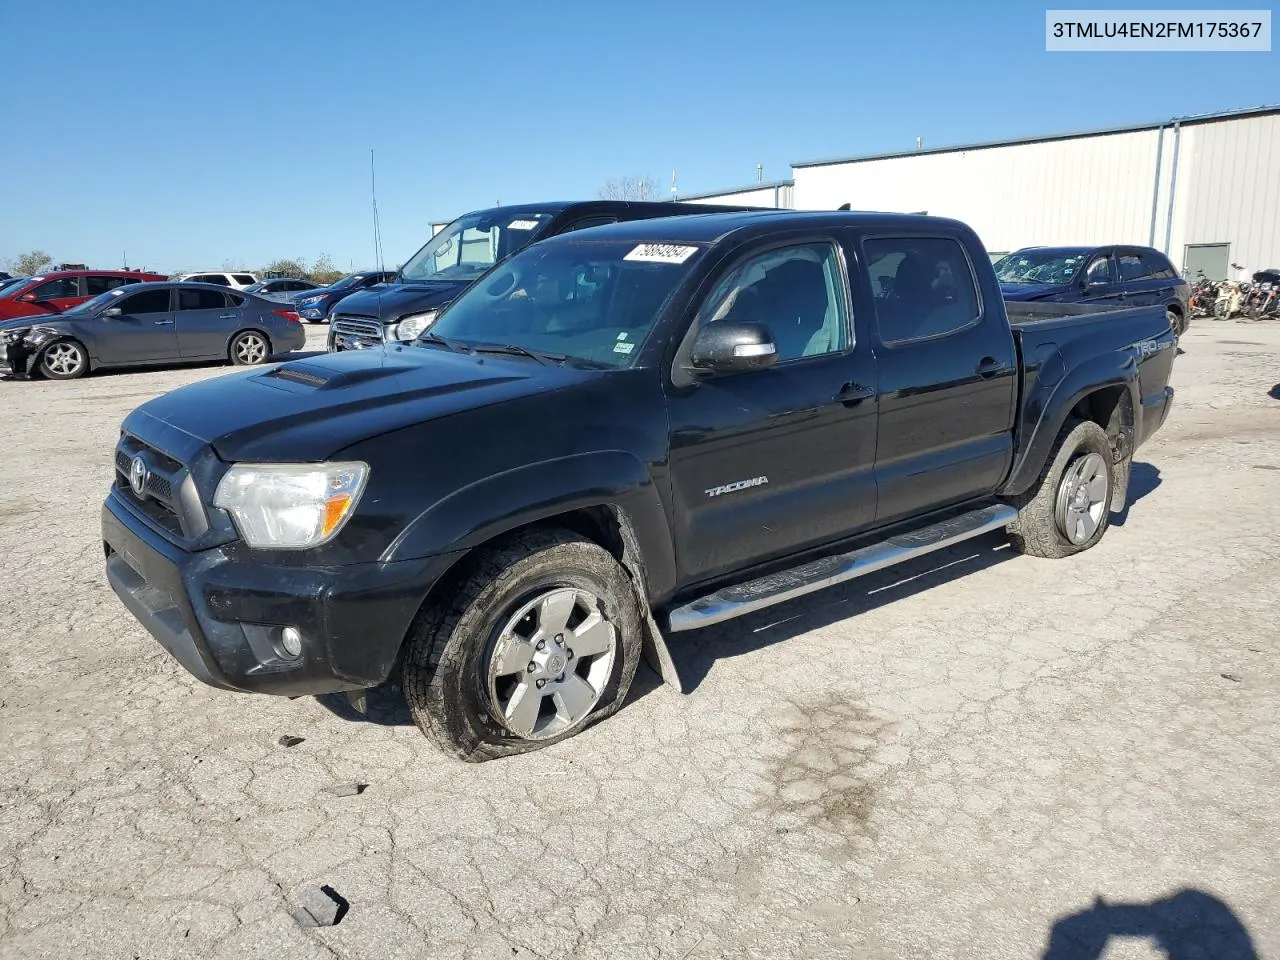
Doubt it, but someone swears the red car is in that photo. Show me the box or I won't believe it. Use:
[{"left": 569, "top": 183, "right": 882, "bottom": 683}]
[{"left": 0, "top": 270, "right": 169, "bottom": 321}]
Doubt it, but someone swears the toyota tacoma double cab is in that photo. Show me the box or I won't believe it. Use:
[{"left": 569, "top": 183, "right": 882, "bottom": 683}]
[
  {"left": 325, "top": 199, "right": 765, "bottom": 352},
  {"left": 102, "top": 211, "right": 1177, "bottom": 761}
]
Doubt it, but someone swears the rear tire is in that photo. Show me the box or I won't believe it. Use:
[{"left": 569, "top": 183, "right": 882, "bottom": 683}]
[
  {"left": 1006, "top": 419, "right": 1117, "bottom": 559},
  {"left": 39, "top": 339, "right": 89, "bottom": 380},
  {"left": 403, "top": 530, "right": 643, "bottom": 762},
  {"left": 229, "top": 330, "right": 271, "bottom": 365}
]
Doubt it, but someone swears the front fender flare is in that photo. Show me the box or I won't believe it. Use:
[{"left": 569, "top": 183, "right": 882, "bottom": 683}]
[{"left": 382, "top": 450, "right": 677, "bottom": 595}]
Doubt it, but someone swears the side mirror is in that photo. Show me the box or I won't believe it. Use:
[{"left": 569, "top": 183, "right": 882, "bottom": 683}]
[
  {"left": 103, "top": 307, "right": 122, "bottom": 317},
  {"left": 18, "top": 292, "right": 37, "bottom": 303},
  {"left": 689, "top": 321, "right": 778, "bottom": 374}
]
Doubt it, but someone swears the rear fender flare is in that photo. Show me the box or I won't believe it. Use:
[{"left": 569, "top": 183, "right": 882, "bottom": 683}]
[{"left": 1001, "top": 356, "right": 1140, "bottom": 497}]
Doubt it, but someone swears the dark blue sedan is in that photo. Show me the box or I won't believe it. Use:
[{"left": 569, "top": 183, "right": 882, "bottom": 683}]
[
  {"left": 293, "top": 270, "right": 397, "bottom": 323},
  {"left": 994, "top": 245, "right": 1192, "bottom": 335}
]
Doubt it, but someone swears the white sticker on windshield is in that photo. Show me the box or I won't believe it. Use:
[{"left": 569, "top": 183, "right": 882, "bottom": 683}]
[
  {"left": 613, "top": 341, "right": 636, "bottom": 355},
  {"left": 624, "top": 243, "right": 698, "bottom": 264},
  {"left": 507, "top": 219, "right": 540, "bottom": 230}
]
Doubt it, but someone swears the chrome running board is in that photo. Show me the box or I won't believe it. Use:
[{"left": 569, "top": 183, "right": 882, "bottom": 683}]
[{"left": 666, "top": 503, "right": 1017, "bottom": 632}]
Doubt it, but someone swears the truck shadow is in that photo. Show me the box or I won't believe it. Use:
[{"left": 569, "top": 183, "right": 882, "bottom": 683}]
[
  {"left": 1110, "top": 462, "right": 1161, "bottom": 527},
  {"left": 655, "top": 464, "right": 1162, "bottom": 697},
  {"left": 1042, "top": 889, "right": 1258, "bottom": 959}
]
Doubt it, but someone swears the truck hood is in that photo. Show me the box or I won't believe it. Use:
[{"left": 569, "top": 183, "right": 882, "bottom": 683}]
[
  {"left": 123, "top": 345, "right": 593, "bottom": 463},
  {"left": 999, "top": 282, "right": 1068, "bottom": 301},
  {"left": 332, "top": 280, "right": 466, "bottom": 322}
]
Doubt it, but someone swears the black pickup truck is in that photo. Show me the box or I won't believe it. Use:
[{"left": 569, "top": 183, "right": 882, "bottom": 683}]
[
  {"left": 325, "top": 199, "right": 762, "bottom": 352},
  {"left": 102, "top": 211, "right": 1177, "bottom": 761}
]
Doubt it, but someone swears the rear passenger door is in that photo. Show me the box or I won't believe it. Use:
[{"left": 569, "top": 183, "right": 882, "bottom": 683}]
[
  {"left": 861, "top": 234, "right": 1017, "bottom": 526},
  {"left": 1118, "top": 248, "right": 1178, "bottom": 309},
  {"left": 175, "top": 287, "right": 238, "bottom": 359}
]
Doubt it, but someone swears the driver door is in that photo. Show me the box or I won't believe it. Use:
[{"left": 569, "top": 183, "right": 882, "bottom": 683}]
[
  {"left": 664, "top": 237, "right": 879, "bottom": 586},
  {"left": 95, "top": 287, "right": 178, "bottom": 365},
  {"left": 27, "top": 276, "right": 84, "bottom": 314},
  {"left": 1077, "top": 251, "right": 1125, "bottom": 306}
]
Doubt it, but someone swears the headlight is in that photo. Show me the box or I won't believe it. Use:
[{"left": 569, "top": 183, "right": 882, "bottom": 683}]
[
  {"left": 213, "top": 462, "right": 369, "bottom": 549},
  {"left": 298, "top": 295, "right": 325, "bottom": 306},
  {"left": 395, "top": 310, "right": 438, "bottom": 341}
]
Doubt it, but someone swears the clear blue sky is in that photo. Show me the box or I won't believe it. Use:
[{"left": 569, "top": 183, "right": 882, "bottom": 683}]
[{"left": 1, "top": 0, "right": 1276, "bottom": 273}]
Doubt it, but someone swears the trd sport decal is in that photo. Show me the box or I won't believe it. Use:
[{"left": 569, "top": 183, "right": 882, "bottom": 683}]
[{"left": 705, "top": 476, "right": 769, "bottom": 498}]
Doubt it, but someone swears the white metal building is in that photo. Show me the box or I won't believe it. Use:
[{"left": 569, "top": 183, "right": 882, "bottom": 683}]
[{"left": 783, "top": 105, "right": 1280, "bottom": 280}]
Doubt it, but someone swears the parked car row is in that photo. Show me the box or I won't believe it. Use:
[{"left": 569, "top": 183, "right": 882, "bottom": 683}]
[{"left": 1, "top": 280, "right": 306, "bottom": 379}]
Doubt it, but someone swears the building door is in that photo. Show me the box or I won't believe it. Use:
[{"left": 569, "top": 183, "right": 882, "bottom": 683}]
[{"left": 1183, "top": 243, "right": 1229, "bottom": 281}]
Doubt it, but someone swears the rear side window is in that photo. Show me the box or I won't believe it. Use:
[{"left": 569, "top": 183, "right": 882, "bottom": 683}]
[
  {"left": 232, "top": 274, "right": 256, "bottom": 285},
  {"left": 226, "top": 292, "right": 245, "bottom": 306},
  {"left": 32, "top": 277, "right": 81, "bottom": 299},
  {"left": 863, "top": 236, "right": 981, "bottom": 344},
  {"left": 1117, "top": 254, "right": 1150, "bottom": 281},
  {"left": 1142, "top": 253, "right": 1176, "bottom": 279},
  {"left": 196, "top": 274, "right": 230, "bottom": 286},
  {"left": 178, "top": 288, "right": 227, "bottom": 310},
  {"left": 86, "top": 275, "right": 130, "bottom": 295},
  {"left": 119, "top": 289, "right": 172, "bottom": 313}
]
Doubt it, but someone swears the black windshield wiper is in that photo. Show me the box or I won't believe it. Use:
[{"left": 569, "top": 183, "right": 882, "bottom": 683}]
[
  {"left": 415, "top": 332, "right": 469, "bottom": 354},
  {"left": 469, "top": 343, "right": 567, "bottom": 366}
]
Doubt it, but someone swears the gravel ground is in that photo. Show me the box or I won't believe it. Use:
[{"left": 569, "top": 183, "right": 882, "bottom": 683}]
[{"left": 1, "top": 320, "right": 1278, "bottom": 960}]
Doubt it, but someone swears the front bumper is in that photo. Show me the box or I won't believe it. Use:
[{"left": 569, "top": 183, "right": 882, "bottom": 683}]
[{"left": 102, "top": 492, "right": 462, "bottom": 695}]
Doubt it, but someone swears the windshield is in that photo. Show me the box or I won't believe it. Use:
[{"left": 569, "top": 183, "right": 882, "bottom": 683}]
[
  {"left": 993, "top": 251, "right": 1087, "bottom": 284},
  {"left": 243, "top": 282, "right": 266, "bottom": 293},
  {"left": 399, "top": 210, "right": 557, "bottom": 284},
  {"left": 328, "top": 273, "right": 366, "bottom": 291},
  {"left": 0, "top": 277, "right": 38, "bottom": 299},
  {"left": 426, "top": 239, "right": 705, "bottom": 368},
  {"left": 63, "top": 287, "right": 131, "bottom": 314}
]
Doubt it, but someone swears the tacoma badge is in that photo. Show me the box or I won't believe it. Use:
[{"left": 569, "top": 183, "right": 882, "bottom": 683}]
[{"left": 705, "top": 476, "right": 769, "bottom": 498}]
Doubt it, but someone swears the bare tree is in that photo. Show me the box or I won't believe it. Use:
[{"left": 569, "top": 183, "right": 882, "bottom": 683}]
[
  {"left": 10, "top": 250, "right": 54, "bottom": 276},
  {"left": 309, "top": 253, "right": 344, "bottom": 286},
  {"left": 598, "top": 175, "right": 660, "bottom": 202}
]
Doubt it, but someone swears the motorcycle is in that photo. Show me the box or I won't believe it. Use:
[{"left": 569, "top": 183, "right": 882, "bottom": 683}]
[
  {"left": 1187, "top": 273, "right": 1219, "bottom": 319},
  {"left": 1213, "top": 280, "right": 1246, "bottom": 320},
  {"left": 1245, "top": 269, "right": 1280, "bottom": 319}
]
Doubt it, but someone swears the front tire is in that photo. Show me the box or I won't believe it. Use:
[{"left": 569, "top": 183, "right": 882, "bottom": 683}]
[
  {"left": 229, "top": 330, "right": 271, "bottom": 365},
  {"left": 39, "top": 339, "right": 89, "bottom": 380},
  {"left": 403, "top": 530, "right": 643, "bottom": 762},
  {"left": 1006, "top": 419, "right": 1117, "bottom": 559}
]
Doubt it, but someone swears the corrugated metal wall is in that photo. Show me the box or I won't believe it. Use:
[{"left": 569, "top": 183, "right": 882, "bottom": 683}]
[
  {"left": 792, "top": 113, "right": 1280, "bottom": 274},
  {"left": 1173, "top": 114, "right": 1280, "bottom": 275}
]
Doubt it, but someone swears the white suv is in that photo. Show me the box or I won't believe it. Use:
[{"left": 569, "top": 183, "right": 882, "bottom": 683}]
[{"left": 174, "top": 271, "right": 259, "bottom": 289}]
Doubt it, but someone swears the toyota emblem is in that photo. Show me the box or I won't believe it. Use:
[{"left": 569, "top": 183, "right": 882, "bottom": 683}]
[{"left": 129, "top": 455, "right": 148, "bottom": 498}]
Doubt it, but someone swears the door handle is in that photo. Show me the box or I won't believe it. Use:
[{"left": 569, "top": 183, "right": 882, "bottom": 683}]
[
  {"left": 975, "top": 357, "right": 1008, "bottom": 379},
  {"left": 153, "top": 319, "right": 175, "bottom": 325},
  {"left": 835, "top": 381, "right": 875, "bottom": 405},
  {"left": 218, "top": 313, "right": 236, "bottom": 319}
]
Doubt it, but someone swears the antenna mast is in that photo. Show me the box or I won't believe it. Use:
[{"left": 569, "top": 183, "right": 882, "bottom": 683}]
[{"left": 371, "top": 149, "right": 385, "bottom": 272}]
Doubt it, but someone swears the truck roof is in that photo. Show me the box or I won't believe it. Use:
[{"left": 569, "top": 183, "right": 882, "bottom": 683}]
[
  {"left": 536, "top": 209, "right": 974, "bottom": 246},
  {"left": 444, "top": 199, "right": 766, "bottom": 220}
]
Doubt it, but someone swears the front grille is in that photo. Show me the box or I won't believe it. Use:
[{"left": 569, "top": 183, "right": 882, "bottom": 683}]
[
  {"left": 114, "top": 435, "right": 207, "bottom": 540},
  {"left": 331, "top": 315, "right": 385, "bottom": 350}
]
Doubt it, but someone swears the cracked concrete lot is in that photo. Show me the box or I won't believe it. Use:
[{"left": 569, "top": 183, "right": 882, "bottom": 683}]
[{"left": 1, "top": 322, "right": 1278, "bottom": 960}]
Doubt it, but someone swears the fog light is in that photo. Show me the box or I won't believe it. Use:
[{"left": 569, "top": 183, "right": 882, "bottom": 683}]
[{"left": 280, "top": 626, "right": 303, "bottom": 657}]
